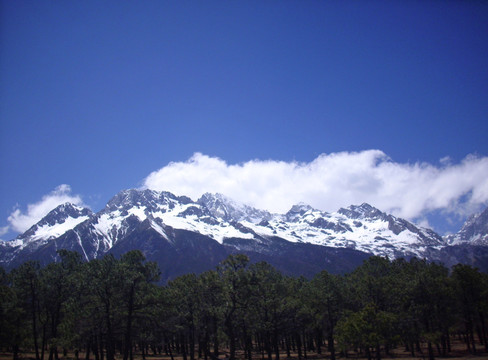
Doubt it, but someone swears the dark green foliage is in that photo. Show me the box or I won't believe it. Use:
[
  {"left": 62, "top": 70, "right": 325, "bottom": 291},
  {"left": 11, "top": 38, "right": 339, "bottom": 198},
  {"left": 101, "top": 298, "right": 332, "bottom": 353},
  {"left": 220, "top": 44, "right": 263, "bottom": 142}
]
[{"left": 1, "top": 253, "right": 488, "bottom": 360}]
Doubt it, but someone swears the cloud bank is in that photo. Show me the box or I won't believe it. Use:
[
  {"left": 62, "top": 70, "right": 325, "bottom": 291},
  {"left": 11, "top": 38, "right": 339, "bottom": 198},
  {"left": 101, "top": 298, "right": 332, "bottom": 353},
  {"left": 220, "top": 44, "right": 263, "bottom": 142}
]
[
  {"left": 8, "top": 184, "right": 85, "bottom": 233},
  {"left": 143, "top": 151, "right": 488, "bottom": 221},
  {"left": 6, "top": 151, "right": 488, "bottom": 236}
]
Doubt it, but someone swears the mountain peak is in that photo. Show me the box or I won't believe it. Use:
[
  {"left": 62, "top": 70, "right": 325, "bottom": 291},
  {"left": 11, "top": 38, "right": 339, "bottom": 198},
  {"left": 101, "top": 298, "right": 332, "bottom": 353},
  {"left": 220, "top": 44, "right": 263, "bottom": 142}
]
[
  {"left": 197, "top": 193, "right": 271, "bottom": 223},
  {"left": 198, "top": 192, "right": 232, "bottom": 208},
  {"left": 287, "top": 203, "right": 313, "bottom": 213},
  {"left": 106, "top": 189, "right": 158, "bottom": 210},
  {"left": 290, "top": 202, "right": 314, "bottom": 212},
  {"left": 34, "top": 202, "right": 92, "bottom": 227},
  {"left": 2, "top": 188, "right": 486, "bottom": 275},
  {"left": 338, "top": 203, "right": 385, "bottom": 220},
  {"left": 445, "top": 206, "right": 488, "bottom": 245},
  {"left": 15, "top": 202, "right": 92, "bottom": 245},
  {"left": 197, "top": 192, "right": 235, "bottom": 220},
  {"left": 285, "top": 203, "right": 318, "bottom": 222}
]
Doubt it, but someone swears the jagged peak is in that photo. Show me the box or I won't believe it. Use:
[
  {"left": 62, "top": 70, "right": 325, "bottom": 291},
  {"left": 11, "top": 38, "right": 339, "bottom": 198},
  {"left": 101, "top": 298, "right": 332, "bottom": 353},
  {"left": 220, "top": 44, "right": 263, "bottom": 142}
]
[
  {"left": 338, "top": 203, "right": 385, "bottom": 220},
  {"left": 446, "top": 205, "right": 488, "bottom": 245},
  {"left": 55, "top": 202, "right": 87, "bottom": 211},
  {"left": 288, "top": 203, "right": 314, "bottom": 213},
  {"left": 284, "top": 203, "right": 317, "bottom": 222},
  {"left": 40, "top": 202, "right": 92, "bottom": 221},
  {"left": 197, "top": 192, "right": 272, "bottom": 223},
  {"left": 105, "top": 189, "right": 194, "bottom": 212},
  {"left": 2, "top": 186, "right": 482, "bottom": 273},
  {"left": 107, "top": 188, "right": 158, "bottom": 205},
  {"left": 198, "top": 192, "right": 235, "bottom": 206},
  {"left": 349, "top": 202, "right": 380, "bottom": 212},
  {"left": 357, "top": 202, "right": 375, "bottom": 210},
  {"left": 15, "top": 202, "right": 92, "bottom": 244},
  {"left": 199, "top": 192, "right": 226, "bottom": 200},
  {"left": 461, "top": 206, "right": 488, "bottom": 229}
]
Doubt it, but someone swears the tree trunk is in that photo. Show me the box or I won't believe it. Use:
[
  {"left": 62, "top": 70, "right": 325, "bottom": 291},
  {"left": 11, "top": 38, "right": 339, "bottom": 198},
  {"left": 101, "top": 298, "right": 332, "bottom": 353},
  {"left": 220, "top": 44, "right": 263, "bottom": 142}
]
[
  {"left": 427, "top": 341, "right": 435, "bottom": 360},
  {"left": 225, "top": 316, "right": 236, "bottom": 360},
  {"left": 478, "top": 310, "right": 488, "bottom": 351},
  {"left": 295, "top": 332, "right": 302, "bottom": 360},
  {"left": 189, "top": 321, "right": 195, "bottom": 360},
  {"left": 13, "top": 344, "right": 19, "bottom": 360},
  {"left": 246, "top": 334, "right": 253, "bottom": 360},
  {"left": 123, "top": 285, "right": 135, "bottom": 360},
  {"left": 366, "top": 347, "right": 372, "bottom": 360},
  {"left": 285, "top": 337, "right": 291, "bottom": 358},
  {"left": 41, "top": 322, "right": 47, "bottom": 360},
  {"left": 229, "top": 332, "right": 236, "bottom": 360},
  {"left": 265, "top": 330, "right": 272, "bottom": 360},
  {"left": 105, "top": 300, "right": 114, "bottom": 360},
  {"left": 315, "top": 328, "right": 321, "bottom": 355},
  {"left": 30, "top": 281, "right": 40, "bottom": 360},
  {"left": 166, "top": 337, "right": 174, "bottom": 360},
  {"left": 181, "top": 333, "right": 188, "bottom": 360},
  {"left": 92, "top": 335, "right": 99, "bottom": 360},
  {"left": 213, "top": 316, "right": 219, "bottom": 359},
  {"left": 202, "top": 333, "right": 208, "bottom": 360},
  {"left": 469, "top": 323, "right": 477, "bottom": 354},
  {"left": 302, "top": 331, "right": 307, "bottom": 359},
  {"left": 99, "top": 332, "right": 105, "bottom": 360},
  {"left": 141, "top": 341, "right": 146, "bottom": 360},
  {"left": 85, "top": 338, "right": 91, "bottom": 360},
  {"left": 328, "top": 331, "right": 336, "bottom": 360},
  {"left": 273, "top": 328, "right": 280, "bottom": 360}
]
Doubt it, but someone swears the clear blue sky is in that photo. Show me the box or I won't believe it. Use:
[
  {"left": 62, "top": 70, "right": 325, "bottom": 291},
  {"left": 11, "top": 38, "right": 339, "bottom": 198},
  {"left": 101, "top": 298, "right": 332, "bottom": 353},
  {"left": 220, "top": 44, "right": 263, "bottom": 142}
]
[{"left": 1, "top": 1, "right": 487, "bottom": 238}]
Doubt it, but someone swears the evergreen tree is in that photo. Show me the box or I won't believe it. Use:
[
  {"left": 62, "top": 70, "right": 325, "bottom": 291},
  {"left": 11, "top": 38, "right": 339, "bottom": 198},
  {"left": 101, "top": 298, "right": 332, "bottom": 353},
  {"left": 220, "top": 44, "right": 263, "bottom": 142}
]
[{"left": 217, "top": 254, "right": 251, "bottom": 360}]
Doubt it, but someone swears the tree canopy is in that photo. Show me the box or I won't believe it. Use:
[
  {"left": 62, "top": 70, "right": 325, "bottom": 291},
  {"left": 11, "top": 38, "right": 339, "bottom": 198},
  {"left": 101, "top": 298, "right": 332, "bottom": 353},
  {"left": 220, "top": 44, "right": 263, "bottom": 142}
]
[{"left": 1, "top": 251, "right": 487, "bottom": 360}]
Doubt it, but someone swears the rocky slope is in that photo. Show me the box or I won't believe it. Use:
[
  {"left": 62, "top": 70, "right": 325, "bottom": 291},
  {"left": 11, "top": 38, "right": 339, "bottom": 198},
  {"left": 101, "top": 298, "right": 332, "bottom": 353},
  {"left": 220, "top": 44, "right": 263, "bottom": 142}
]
[{"left": 1, "top": 189, "right": 487, "bottom": 279}]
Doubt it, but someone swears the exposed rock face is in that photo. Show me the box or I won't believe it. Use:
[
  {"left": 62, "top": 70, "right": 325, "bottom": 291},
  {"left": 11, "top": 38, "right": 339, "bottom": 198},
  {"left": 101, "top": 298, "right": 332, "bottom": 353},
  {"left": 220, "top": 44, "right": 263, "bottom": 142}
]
[{"left": 1, "top": 189, "right": 487, "bottom": 281}]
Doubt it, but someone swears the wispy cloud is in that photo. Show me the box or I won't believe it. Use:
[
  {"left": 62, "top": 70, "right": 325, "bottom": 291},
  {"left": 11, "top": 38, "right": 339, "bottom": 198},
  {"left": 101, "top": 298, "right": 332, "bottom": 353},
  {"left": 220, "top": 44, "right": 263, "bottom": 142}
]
[
  {"left": 143, "top": 151, "right": 488, "bottom": 221},
  {"left": 7, "top": 184, "right": 85, "bottom": 233}
]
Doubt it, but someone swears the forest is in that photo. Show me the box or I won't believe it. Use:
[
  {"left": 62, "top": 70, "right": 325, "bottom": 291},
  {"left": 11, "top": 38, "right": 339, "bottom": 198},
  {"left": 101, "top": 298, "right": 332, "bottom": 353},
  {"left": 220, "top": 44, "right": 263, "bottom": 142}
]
[{"left": 1, "top": 250, "right": 487, "bottom": 360}]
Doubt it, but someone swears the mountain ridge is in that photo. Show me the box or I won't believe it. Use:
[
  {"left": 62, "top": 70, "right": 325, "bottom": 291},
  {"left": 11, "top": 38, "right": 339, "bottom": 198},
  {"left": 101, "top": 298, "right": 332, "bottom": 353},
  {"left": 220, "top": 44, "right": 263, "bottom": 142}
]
[
  {"left": 1, "top": 189, "right": 487, "bottom": 280},
  {"left": 445, "top": 207, "right": 488, "bottom": 246}
]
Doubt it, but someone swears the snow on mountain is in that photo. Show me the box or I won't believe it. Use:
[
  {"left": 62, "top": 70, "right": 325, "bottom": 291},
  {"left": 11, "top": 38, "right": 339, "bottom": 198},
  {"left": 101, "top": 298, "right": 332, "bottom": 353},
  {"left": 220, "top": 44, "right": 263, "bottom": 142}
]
[
  {"left": 93, "top": 190, "right": 446, "bottom": 259},
  {"left": 0, "top": 203, "right": 93, "bottom": 266},
  {"left": 38, "top": 190, "right": 259, "bottom": 262},
  {"left": 198, "top": 192, "right": 272, "bottom": 223},
  {"left": 445, "top": 207, "right": 488, "bottom": 246},
  {"left": 10, "top": 203, "right": 93, "bottom": 250},
  {"left": 241, "top": 202, "right": 445, "bottom": 259},
  {"left": 92, "top": 190, "right": 257, "bottom": 245},
  {"left": 4, "top": 189, "right": 484, "bottom": 271}
]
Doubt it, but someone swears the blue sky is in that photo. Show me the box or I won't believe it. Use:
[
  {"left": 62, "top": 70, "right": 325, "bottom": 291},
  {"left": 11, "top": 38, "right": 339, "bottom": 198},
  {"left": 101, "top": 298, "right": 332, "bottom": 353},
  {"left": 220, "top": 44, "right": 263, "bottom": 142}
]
[{"left": 1, "top": 1, "right": 487, "bottom": 239}]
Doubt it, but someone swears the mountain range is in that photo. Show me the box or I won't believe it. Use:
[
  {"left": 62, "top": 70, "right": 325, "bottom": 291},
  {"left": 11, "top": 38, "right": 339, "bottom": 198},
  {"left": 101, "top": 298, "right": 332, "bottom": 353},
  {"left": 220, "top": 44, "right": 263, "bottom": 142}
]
[{"left": 1, "top": 189, "right": 487, "bottom": 281}]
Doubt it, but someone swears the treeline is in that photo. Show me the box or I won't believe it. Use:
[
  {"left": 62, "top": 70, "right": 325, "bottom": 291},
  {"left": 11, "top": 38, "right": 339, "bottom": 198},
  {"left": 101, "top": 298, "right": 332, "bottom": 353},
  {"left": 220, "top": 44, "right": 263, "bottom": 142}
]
[{"left": 1, "top": 251, "right": 488, "bottom": 360}]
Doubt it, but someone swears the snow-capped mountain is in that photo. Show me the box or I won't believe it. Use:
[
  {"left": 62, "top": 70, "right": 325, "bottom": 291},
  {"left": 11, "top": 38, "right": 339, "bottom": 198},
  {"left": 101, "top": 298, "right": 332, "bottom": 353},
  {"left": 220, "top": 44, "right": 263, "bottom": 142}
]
[
  {"left": 444, "top": 207, "right": 488, "bottom": 246},
  {"left": 198, "top": 192, "right": 273, "bottom": 223},
  {"left": 0, "top": 203, "right": 93, "bottom": 264},
  {"left": 15, "top": 203, "right": 93, "bottom": 245},
  {"left": 1, "top": 189, "right": 487, "bottom": 279}
]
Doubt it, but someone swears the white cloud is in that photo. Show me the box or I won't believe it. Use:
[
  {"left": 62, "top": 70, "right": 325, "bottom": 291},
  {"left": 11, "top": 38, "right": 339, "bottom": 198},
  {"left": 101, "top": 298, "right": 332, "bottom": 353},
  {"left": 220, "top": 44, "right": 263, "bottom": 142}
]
[
  {"left": 8, "top": 184, "right": 85, "bottom": 233},
  {"left": 143, "top": 151, "right": 488, "bottom": 221}
]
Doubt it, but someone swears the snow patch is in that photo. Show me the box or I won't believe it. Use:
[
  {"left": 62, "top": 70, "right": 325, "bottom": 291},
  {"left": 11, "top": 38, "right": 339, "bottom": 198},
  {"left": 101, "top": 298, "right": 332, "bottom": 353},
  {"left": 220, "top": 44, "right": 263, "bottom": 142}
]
[
  {"left": 32, "top": 216, "right": 89, "bottom": 240},
  {"left": 150, "top": 221, "right": 169, "bottom": 241}
]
